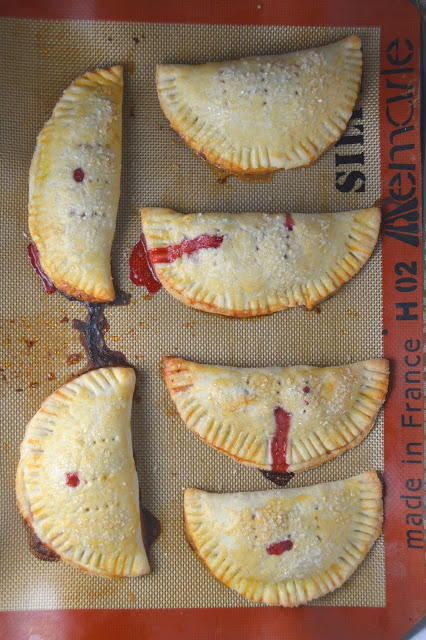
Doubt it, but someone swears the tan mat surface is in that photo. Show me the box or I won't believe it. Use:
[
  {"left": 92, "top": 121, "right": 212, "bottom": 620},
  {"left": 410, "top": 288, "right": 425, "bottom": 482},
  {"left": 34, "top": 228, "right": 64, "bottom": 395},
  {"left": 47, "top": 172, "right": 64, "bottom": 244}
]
[{"left": 0, "top": 19, "right": 384, "bottom": 609}]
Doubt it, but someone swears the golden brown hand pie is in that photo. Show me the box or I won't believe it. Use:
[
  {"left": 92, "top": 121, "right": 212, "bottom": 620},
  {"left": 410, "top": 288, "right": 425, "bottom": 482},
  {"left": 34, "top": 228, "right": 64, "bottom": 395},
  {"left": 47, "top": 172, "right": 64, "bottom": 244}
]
[
  {"left": 141, "top": 207, "right": 380, "bottom": 316},
  {"left": 157, "top": 36, "right": 362, "bottom": 175},
  {"left": 164, "top": 357, "right": 389, "bottom": 472},
  {"left": 16, "top": 367, "right": 150, "bottom": 578},
  {"left": 184, "top": 471, "right": 383, "bottom": 607},
  {"left": 28, "top": 66, "right": 123, "bottom": 302}
]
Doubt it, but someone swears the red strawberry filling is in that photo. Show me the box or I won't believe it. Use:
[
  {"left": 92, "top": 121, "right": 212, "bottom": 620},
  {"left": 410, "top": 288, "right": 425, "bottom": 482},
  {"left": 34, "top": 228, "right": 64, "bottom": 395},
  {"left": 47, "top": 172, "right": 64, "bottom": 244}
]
[
  {"left": 266, "top": 539, "right": 294, "bottom": 555},
  {"left": 303, "top": 385, "right": 311, "bottom": 405},
  {"left": 129, "top": 234, "right": 162, "bottom": 293},
  {"left": 66, "top": 472, "right": 80, "bottom": 487},
  {"left": 149, "top": 234, "right": 224, "bottom": 264},
  {"left": 271, "top": 407, "right": 292, "bottom": 472},
  {"left": 27, "top": 243, "right": 56, "bottom": 294},
  {"left": 284, "top": 213, "right": 295, "bottom": 231},
  {"left": 73, "top": 168, "right": 85, "bottom": 182}
]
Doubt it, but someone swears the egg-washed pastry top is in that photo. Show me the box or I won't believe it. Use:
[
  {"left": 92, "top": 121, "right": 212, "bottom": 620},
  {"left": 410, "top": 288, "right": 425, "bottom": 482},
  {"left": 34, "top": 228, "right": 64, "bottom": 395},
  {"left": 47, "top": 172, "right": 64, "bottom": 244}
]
[
  {"left": 16, "top": 366, "right": 149, "bottom": 578},
  {"left": 164, "top": 357, "right": 389, "bottom": 472},
  {"left": 184, "top": 471, "right": 383, "bottom": 607},
  {"left": 157, "top": 35, "right": 362, "bottom": 175},
  {"left": 141, "top": 207, "right": 380, "bottom": 317},
  {"left": 28, "top": 66, "right": 123, "bottom": 302}
]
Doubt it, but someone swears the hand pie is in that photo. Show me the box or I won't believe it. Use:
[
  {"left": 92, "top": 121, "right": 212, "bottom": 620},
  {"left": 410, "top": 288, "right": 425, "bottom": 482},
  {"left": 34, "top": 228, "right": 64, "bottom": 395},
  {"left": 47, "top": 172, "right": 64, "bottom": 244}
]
[
  {"left": 163, "top": 358, "right": 389, "bottom": 472},
  {"left": 141, "top": 207, "right": 380, "bottom": 316},
  {"left": 157, "top": 36, "right": 362, "bottom": 175},
  {"left": 184, "top": 471, "right": 383, "bottom": 607},
  {"left": 16, "top": 367, "right": 150, "bottom": 578},
  {"left": 28, "top": 66, "right": 123, "bottom": 302}
]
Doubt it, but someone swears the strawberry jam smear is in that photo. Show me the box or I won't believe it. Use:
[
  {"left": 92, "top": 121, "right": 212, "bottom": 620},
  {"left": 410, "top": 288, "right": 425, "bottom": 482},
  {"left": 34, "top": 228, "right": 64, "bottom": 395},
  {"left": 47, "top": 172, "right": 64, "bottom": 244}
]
[
  {"left": 271, "top": 407, "right": 292, "bottom": 472},
  {"left": 149, "top": 234, "right": 224, "bottom": 264},
  {"left": 66, "top": 472, "right": 80, "bottom": 487},
  {"left": 129, "top": 234, "right": 162, "bottom": 293},
  {"left": 27, "top": 243, "right": 56, "bottom": 294},
  {"left": 129, "top": 233, "right": 224, "bottom": 293},
  {"left": 266, "top": 539, "right": 294, "bottom": 555}
]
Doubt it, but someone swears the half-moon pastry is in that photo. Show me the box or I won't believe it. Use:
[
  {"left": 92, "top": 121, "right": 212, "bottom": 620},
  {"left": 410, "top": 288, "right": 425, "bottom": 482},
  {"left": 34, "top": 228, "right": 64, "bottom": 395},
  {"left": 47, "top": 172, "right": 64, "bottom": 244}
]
[
  {"left": 163, "top": 357, "right": 389, "bottom": 472},
  {"left": 157, "top": 36, "right": 362, "bottom": 175},
  {"left": 184, "top": 471, "right": 383, "bottom": 606},
  {"left": 16, "top": 366, "right": 149, "bottom": 578},
  {"left": 28, "top": 66, "right": 123, "bottom": 302},
  {"left": 141, "top": 207, "right": 380, "bottom": 317}
]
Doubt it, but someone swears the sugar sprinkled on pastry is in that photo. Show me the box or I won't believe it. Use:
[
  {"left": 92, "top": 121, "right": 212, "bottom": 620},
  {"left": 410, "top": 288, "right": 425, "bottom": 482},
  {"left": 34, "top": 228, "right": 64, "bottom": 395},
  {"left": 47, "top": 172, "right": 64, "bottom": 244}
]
[
  {"left": 141, "top": 207, "right": 380, "bottom": 316},
  {"left": 16, "top": 367, "right": 150, "bottom": 578},
  {"left": 184, "top": 471, "right": 383, "bottom": 607},
  {"left": 28, "top": 66, "right": 123, "bottom": 302},
  {"left": 164, "top": 358, "right": 389, "bottom": 472},
  {"left": 157, "top": 36, "right": 362, "bottom": 175}
]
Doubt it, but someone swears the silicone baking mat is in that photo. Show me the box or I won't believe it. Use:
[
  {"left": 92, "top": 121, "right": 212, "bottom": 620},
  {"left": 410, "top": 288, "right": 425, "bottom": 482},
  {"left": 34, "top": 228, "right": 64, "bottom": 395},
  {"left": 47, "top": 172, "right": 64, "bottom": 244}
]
[{"left": 0, "top": 1, "right": 424, "bottom": 639}]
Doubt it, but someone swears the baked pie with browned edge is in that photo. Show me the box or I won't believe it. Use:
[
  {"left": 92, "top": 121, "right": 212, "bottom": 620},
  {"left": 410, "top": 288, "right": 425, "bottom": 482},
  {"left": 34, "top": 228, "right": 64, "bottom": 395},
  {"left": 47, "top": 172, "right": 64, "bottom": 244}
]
[
  {"left": 28, "top": 66, "right": 123, "bottom": 302},
  {"left": 16, "top": 367, "right": 149, "bottom": 578},
  {"left": 141, "top": 207, "right": 380, "bottom": 316},
  {"left": 164, "top": 357, "right": 389, "bottom": 472},
  {"left": 157, "top": 36, "right": 362, "bottom": 175},
  {"left": 184, "top": 471, "right": 383, "bottom": 606}
]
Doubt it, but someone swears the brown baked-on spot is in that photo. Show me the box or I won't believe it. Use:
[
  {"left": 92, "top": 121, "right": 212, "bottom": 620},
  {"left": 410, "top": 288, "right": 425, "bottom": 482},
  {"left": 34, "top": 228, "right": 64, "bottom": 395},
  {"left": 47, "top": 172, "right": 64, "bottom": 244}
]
[
  {"left": 260, "top": 469, "right": 295, "bottom": 486},
  {"left": 67, "top": 352, "right": 84, "bottom": 366}
]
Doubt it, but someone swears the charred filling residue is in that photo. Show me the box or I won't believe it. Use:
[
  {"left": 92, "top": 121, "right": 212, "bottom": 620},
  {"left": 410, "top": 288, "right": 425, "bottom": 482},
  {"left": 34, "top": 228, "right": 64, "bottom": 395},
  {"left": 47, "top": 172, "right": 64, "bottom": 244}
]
[
  {"left": 26, "top": 523, "right": 60, "bottom": 562},
  {"left": 259, "top": 469, "right": 295, "bottom": 487},
  {"left": 73, "top": 303, "right": 130, "bottom": 370},
  {"left": 140, "top": 506, "right": 161, "bottom": 552}
]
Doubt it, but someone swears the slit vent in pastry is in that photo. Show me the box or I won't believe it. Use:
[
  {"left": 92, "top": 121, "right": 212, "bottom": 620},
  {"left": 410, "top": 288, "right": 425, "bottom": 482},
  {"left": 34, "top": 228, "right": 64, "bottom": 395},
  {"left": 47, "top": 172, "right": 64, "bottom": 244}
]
[{"left": 163, "top": 357, "right": 389, "bottom": 472}]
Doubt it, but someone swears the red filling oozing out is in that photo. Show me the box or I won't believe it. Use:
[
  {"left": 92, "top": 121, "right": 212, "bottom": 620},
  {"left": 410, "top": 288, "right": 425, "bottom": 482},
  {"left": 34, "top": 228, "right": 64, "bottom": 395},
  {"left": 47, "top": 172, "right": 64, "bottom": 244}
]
[
  {"left": 65, "top": 472, "right": 80, "bottom": 487},
  {"left": 27, "top": 243, "right": 56, "bottom": 294},
  {"left": 284, "top": 213, "right": 295, "bottom": 231},
  {"left": 73, "top": 168, "right": 85, "bottom": 182},
  {"left": 149, "top": 234, "right": 224, "bottom": 264},
  {"left": 129, "top": 234, "right": 162, "bottom": 293},
  {"left": 266, "top": 539, "right": 294, "bottom": 555},
  {"left": 271, "top": 407, "right": 292, "bottom": 472}
]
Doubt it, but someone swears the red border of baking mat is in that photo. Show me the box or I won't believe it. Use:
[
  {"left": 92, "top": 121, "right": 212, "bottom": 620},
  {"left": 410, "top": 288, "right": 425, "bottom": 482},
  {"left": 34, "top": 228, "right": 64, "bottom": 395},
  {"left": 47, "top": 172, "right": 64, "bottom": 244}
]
[{"left": 0, "top": 1, "right": 424, "bottom": 639}]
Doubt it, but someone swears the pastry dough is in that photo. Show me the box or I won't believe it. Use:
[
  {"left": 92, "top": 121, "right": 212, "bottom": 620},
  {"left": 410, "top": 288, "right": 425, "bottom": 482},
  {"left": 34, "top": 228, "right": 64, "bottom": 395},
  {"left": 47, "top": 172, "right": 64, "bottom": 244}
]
[
  {"left": 164, "top": 358, "right": 389, "bottom": 472},
  {"left": 16, "top": 367, "right": 149, "bottom": 578},
  {"left": 157, "top": 36, "right": 362, "bottom": 175},
  {"left": 184, "top": 471, "right": 383, "bottom": 606},
  {"left": 141, "top": 207, "right": 380, "bottom": 316},
  {"left": 28, "top": 66, "right": 123, "bottom": 302}
]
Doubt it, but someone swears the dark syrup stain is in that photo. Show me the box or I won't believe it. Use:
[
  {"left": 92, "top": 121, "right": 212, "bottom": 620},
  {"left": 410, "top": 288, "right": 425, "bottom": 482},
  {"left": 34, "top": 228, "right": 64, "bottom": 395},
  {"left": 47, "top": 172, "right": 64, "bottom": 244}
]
[
  {"left": 26, "top": 524, "right": 60, "bottom": 562},
  {"left": 260, "top": 469, "right": 295, "bottom": 486},
  {"left": 72, "top": 287, "right": 130, "bottom": 370},
  {"left": 140, "top": 506, "right": 161, "bottom": 551}
]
